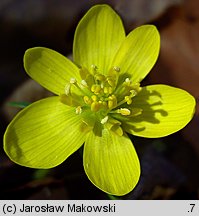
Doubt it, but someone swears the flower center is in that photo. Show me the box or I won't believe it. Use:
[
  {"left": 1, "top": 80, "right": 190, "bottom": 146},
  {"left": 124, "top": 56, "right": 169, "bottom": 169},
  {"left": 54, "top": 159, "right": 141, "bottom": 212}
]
[{"left": 60, "top": 65, "right": 142, "bottom": 135}]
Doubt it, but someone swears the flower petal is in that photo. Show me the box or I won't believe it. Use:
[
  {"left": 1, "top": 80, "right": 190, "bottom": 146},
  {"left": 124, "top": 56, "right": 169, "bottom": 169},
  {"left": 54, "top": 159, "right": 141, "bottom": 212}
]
[
  {"left": 24, "top": 47, "right": 81, "bottom": 95},
  {"left": 4, "top": 97, "right": 85, "bottom": 168},
  {"left": 123, "top": 85, "right": 196, "bottom": 138},
  {"left": 84, "top": 128, "right": 140, "bottom": 196},
  {"left": 73, "top": 4, "right": 125, "bottom": 75},
  {"left": 112, "top": 25, "right": 160, "bottom": 84}
]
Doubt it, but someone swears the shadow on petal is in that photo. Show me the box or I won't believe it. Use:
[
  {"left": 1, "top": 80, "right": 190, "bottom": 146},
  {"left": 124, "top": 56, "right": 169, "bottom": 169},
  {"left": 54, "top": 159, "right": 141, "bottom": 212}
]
[
  {"left": 130, "top": 88, "right": 169, "bottom": 123},
  {"left": 121, "top": 87, "right": 169, "bottom": 135}
]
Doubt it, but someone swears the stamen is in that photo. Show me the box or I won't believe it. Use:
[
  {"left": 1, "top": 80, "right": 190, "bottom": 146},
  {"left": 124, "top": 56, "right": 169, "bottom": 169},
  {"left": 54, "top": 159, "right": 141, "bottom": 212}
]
[
  {"left": 113, "top": 66, "right": 120, "bottom": 72},
  {"left": 91, "top": 64, "right": 98, "bottom": 74},
  {"left": 124, "top": 96, "right": 132, "bottom": 105},
  {"left": 117, "top": 108, "right": 131, "bottom": 116},
  {"left": 69, "top": 78, "right": 88, "bottom": 94},
  {"left": 101, "top": 116, "right": 109, "bottom": 124},
  {"left": 65, "top": 84, "right": 71, "bottom": 95},
  {"left": 130, "top": 89, "right": 137, "bottom": 97},
  {"left": 81, "top": 80, "right": 88, "bottom": 87},
  {"left": 91, "top": 101, "right": 100, "bottom": 112},
  {"left": 103, "top": 86, "right": 113, "bottom": 94},
  {"left": 76, "top": 106, "right": 82, "bottom": 114},
  {"left": 125, "top": 77, "right": 131, "bottom": 83},
  {"left": 132, "top": 83, "right": 142, "bottom": 92},
  {"left": 83, "top": 96, "right": 92, "bottom": 105},
  {"left": 103, "top": 87, "right": 109, "bottom": 94},
  {"left": 91, "top": 64, "right": 98, "bottom": 70},
  {"left": 95, "top": 85, "right": 101, "bottom": 94},
  {"left": 70, "top": 78, "right": 77, "bottom": 84},
  {"left": 91, "top": 95, "right": 98, "bottom": 102},
  {"left": 108, "top": 87, "right": 113, "bottom": 94},
  {"left": 91, "top": 84, "right": 101, "bottom": 94},
  {"left": 123, "top": 77, "right": 131, "bottom": 87},
  {"left": 108, "top": 95, "right": 117, "bottom": 109}
]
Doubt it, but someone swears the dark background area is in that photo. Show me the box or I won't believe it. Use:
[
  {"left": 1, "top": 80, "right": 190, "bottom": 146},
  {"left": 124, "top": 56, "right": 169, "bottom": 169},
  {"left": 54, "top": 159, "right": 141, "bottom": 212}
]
[{"left": 0, "top": 0, "right": 198, "bottom": 199}]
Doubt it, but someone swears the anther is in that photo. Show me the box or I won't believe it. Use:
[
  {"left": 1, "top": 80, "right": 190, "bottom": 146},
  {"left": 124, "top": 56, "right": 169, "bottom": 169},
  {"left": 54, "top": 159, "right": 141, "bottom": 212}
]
[
  {"left": 91, "top": 64, "right": 98, "bottom": 73},
  {"left": 125, "top": 78, "right": 131, "bottom": 83},
  {"left": 91, "top": 101, "right": 100, "bottom": 112},
  {"left": 103, "top": 87, "right": 109, "bottom": 94},
  {"left": 108, "top": 95, "right": 117, "bottom": 109},
  {"left": 81, "top": 80, "right": 88, "bottom": 87},
  {"left": 83, "top": 96, "right": 92, "bottom": 105},
  {"left": 113, "top": 66, "right": 120, "bottom": 72},
  {"left": 130, "top": 89, "right": 137, "bottom": 97},
  {"left": 124, "top": 96, "right": 132, "bottom": 105},
  {"left": 108, "top": 87, "right": 113, "bottom": 94},
  {"left": 70, "top": 78, "right": 77, "bottom": 84},
  {"left": 91, "top": 64, "right": 97, "bottom": 69},
  {"left": 65, "top": 84, "right": 71, "bottom": 95},
  {"left": 117, "top": 108, "right": 131, "bottom": 116},
  {"left": 133, "top": 83, "right": 142, "bottom": 92},
  {"left": 124, "top": 78, "right": 131, "bottom": 87},
  {"left": 108, "top": 100, "right": 114, "bottom": 109},
  {"left": 76, "top": 106, "right": 82, "bottom": 114},
  {"left": 91, "top": 84, "right": 101, "bottom": 94},
  {"left": 100, "top": 83, "right": 104, "bottom": 89},
  {"left": 91, "top": 84, "right": 95, "bottom": 93},
  {"left": 101, "top": 116, "right": 109, "bottom": 124},
  {"left": 103, "top": 85, "right": 112, "bottom": 94},
  {"left": 91, "top": 95, "right": 98, "bottom": 102},
  {"left": 95, "top": 85, "right": 101, "bottom": 94}
]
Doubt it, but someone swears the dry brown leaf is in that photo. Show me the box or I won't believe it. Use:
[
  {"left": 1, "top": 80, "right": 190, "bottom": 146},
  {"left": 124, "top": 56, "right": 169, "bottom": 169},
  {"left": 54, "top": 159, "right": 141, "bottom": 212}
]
[{"left": 149, "top": 0, "right": 199, "bottom": 155}]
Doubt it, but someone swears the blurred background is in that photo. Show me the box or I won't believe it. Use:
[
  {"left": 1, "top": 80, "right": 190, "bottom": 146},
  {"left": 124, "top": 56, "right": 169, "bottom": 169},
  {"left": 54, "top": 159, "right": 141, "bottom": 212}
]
[{"left": 0, "top": 0, "right": 198, "bottom": 199}]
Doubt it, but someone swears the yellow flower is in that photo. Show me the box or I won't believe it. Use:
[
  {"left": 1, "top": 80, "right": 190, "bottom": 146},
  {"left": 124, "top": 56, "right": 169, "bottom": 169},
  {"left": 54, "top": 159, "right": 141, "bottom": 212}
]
[{"left": 3, "top": 5, "right": 195, "bottom": 196}]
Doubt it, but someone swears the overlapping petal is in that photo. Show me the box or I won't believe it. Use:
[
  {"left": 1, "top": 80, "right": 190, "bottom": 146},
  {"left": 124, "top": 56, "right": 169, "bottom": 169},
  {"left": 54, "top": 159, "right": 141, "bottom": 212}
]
[
  {"left": 123, "top": 85, "right": 196, "bottom": 138},
  {"left": 73, "top": 4, "right": 125, "bottom": 75},
  {"left": 112, "top": 25, "right": 160, "bottom": 84},
  {"left": 83, "top": 128, "right": 140, "bottom": 196},
  {"left": 4, "top": 97, "right": 85, "bottom": 168},
  {"left": 24, "top": 47, "right": 81, "bottom": 95}
]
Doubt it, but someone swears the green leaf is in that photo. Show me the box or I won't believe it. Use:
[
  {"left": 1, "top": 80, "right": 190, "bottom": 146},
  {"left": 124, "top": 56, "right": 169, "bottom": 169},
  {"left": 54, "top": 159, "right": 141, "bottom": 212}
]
[
  {"left": 84, "top": 128, "right": 140, "bottom": 196},
  {"left": 24, "top": 47, "right": 81, "bottom": 95},
  {"left": 123, "top": 85, "right": 196, "bottom": 138},
  {"left": 4, "top": 96, "right": 85, "bottom": 168},
  {"left": 8, "top": 101, "right": 31, "bottom": 108},
  {"left": 106, "top": 194, "right": 119, "bottom": 200},
  {"left": 73, "top": 4, "right": 125, "bottom": 75},
  {"left": 112, "top": 25, "right": 160, "bottom": 84},
  {"left": 33, "top": 169, "right": 50, "bottom": 180}
]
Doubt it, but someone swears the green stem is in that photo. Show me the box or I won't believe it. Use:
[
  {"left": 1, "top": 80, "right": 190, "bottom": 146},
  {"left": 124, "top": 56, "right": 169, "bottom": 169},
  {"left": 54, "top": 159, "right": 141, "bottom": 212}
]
[{"left": 106, "top": 193, "right": 119, "bottom": 200}]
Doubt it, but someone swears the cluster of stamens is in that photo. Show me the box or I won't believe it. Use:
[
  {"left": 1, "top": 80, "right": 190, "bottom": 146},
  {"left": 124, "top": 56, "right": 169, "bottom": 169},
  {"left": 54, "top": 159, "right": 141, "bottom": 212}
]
[{"left": 60, "top": 65, "right": 142, "bottom": 133}]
